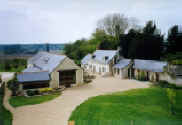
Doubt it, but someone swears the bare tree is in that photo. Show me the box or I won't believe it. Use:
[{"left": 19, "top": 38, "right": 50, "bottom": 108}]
[{"left": 97, "top": 13, "right": 138, "bottom": 36}]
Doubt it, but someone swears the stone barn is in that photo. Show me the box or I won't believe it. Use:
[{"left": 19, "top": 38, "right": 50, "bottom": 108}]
[
  {"left": 132, "top": 59, "right": 167, "bottom": 82},
  {"left": 17, "top": 52, "right": 83, "bottom": 90}
]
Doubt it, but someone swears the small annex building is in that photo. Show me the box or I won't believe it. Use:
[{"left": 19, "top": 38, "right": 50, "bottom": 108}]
[
  {"left": 113, "top": 59, "right": 131, "bottom": 79},
  {"left": 132, "top": 59, "right": 167, "bottom": 82},
  {"left": 17, "top": 52, "right": 83, "bottom": 90},
  {"left": 81, "top": 50, "right": 118, "bottom": 75},
  {"left": 113, "top": 59, "right": 168, "bottom": 82}
]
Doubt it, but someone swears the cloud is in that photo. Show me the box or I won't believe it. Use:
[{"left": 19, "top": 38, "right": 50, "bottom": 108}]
[{"left": 0, "top": 0, "right": 182, "bottom": 43}]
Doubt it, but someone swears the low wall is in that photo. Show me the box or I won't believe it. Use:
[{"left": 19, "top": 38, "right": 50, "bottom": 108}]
[{"left": 159, "top": 73, "right": 182, "bottom": 86}]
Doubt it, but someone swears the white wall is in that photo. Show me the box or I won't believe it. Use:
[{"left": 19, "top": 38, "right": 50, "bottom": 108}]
[
  {"left": 87, "top": 61, "right": 110, "bottom": 75},
  {"left": 113, "top": 68, "right": 128, "bottom": 79}
]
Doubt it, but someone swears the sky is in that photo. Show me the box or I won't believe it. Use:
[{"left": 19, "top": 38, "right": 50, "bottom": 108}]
[{"left": 0, "top": 0, "right": 182, "bottom": 44}]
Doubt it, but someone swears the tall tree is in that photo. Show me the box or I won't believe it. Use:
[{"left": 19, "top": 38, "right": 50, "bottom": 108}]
[
  {"left": 97, "top": 13, "right": 128, "bottom": 36},
  {"left": 167, "top": 25, "right": 182, "bottom": 53},
  {"left": 119, "top": 21, "right": 164, "bottom": 60}
]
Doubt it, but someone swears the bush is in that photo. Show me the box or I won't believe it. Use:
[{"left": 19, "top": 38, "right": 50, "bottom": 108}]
[
  {"left": 0, "top": 75, "right": 2, "bottom": 83},
  {"left": 170, "top": 60, "right": 182, "bottom": 65},
  {"left": 0, "top": 83, "right": 5, "bottom": 96},
  {"left": 157, "top": 80, "right": 182, "bottom": 89},
  {"left": 39, "top": 88, "right": 53, "bottom": 94},
  {"left": 166, "top": 88, "right": 176, "bottom": 115},
  {"left": 7, "top": 75, "right": 19, "bottom": 96},
  {"left": 26, "top": 90, "right": 39, "bottom": 96}
]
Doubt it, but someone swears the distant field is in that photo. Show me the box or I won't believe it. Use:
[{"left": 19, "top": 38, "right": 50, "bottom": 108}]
[{"left": 0, "top": 43, "right": 65, "bottom": 56}]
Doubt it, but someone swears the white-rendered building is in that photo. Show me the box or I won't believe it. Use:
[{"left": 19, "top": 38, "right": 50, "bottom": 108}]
[{"left": 81, "top": 50, "right": 117, "bottom": 75}]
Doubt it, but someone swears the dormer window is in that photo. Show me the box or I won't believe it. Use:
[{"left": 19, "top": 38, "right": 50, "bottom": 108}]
[
  {"left": 105, "top": 56, "right": 109, "bottom": 60},
  {"left": 43, "top": 57, "right": 49, "bottom": 63},
  {"left": 92, "top": 55, "right": 96, "bottom": 59}
]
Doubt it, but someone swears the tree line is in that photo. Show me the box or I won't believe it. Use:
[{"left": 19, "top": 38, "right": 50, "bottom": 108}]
[{"left": 64, "top": 13, "right": 182, "bottom": 64}]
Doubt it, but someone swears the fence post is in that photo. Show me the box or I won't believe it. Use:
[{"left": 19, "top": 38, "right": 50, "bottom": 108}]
[{"left": 68, "top": 121, "right": 75, "bottom": 125}]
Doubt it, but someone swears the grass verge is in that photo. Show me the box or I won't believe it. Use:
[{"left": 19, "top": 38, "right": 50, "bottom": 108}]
[
  {"left": 9, "top": 92, "right": 61, "bottom": 107},
  {"left": 0, "top": 95, "right": 12, "bottom": 125}
]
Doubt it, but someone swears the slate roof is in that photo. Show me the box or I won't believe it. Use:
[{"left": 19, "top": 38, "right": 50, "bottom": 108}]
[
  {"left": 134, "top": 59, "right": 167, "bottom": 72},
  {"left": 114, "top": 59, "right": 131, "bottom": 69},
  {"left": 28, "top": 52, "right": 66, "bottom": 73},
  {"left": 17, "top": 71, "right": 50, "bottom": 83},
  {"left": 90, "top": 50, "right": 117, "bottom": 64},
  {"left": 23, "top": 67, "right": 41, "bottom": 72},
  {"left": 81, "top": 54, "right": 92, "bottom": 65}
]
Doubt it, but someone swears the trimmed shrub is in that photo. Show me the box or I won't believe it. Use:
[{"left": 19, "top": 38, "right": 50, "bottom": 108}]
[
  {"left": 7, "top": 76, "right": 19, "bottom": 96},
  {"left": 157, "top": 80, "right": 182, "bottom": 89},
  {"left": 39, "top": 88, "right": 53, "bottom": 94},
  {"left": 26, "top": 90, "right": 39, "bottom": 96}
]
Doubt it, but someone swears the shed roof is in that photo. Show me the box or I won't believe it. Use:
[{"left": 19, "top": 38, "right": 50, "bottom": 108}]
[
  {"left": 114, "top": 59, "right": 131, "bottom": 69},
  {"left": 92, "top": 50, "right": 117, "bottom": 64},
  {"left": 134, "top": 59, "right": 167, "bottom": 72},
  {"left": 28, "top": 52, "right": 66, "bottom": 73},
  {"left": 17, "top": 71, "right": 50, "bottom": 83}
]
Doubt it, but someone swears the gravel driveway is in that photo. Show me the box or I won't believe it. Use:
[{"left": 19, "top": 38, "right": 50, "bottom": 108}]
[{"left": 13, "top": 76, "right": 149, "bottom": 125}]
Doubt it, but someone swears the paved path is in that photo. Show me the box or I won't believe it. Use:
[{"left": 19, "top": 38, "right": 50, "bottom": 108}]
[
  {"left": 13, "top": 76, "right": 149, "bottom": 125},
  {"left": 3, "top": 85, "right": 15, "bottom": 113},
  {"left": 1, "top": 72, "right": 15, "bottom": 114}
]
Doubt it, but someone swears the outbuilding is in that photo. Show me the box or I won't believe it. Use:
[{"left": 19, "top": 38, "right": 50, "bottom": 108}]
[
  {"left": 133, "top": 59, "right": 167, "bottom": 82},
  {"left": 113, "top": 59, "right": 131, "bottom": 79},
  {"left": 18, "top": 52, "right": 83, "bottom": 90}
]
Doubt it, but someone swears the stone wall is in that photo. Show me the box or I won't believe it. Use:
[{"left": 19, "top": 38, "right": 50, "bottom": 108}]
[
  {"left": 159, "top": 72, "right": 182, "bottom": 86},
  {"left": 113, "top": 67, "right": 129, "bottom": 79},
  {"left": 50, "top": 57, "right": 83, "bottom": 89}
]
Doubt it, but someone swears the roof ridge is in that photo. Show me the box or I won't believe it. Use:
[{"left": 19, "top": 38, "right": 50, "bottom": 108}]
[{"left": 19, "top": 71, "right": 49, "bottom": 74}]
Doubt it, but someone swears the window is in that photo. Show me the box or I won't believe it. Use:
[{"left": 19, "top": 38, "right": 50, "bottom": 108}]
[
  {"left": 105, "top": 56, "right": 109, "bottom": 60},
  {"left": 99, "top": 67, "right": 101, "bottom": 73},
  {"left": 102, "top": 67, "right": 106, "bottom": 72},
  {"left": 89, "top": 65, "right": 92, "bottom": 69},
  {"left": 117, "top": 69, "right": 120, "bottom": 75},
  {"left": 115, "top": 68, "right": 117, "bottom": 74}
]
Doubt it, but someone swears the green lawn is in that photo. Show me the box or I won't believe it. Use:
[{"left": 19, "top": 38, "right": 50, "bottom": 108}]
[
  {"left": 69, "top": 88, "right": 182, "bottom": 125},
  {"left": 9, "top": 92, "right": 61, "bottom": 107},
  {"left": 0, "top": 95, "right": 12, "bottom": 125}
]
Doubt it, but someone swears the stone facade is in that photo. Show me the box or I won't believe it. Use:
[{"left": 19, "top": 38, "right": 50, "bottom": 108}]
[
  {"left": 50, "top": 57, "right": 83, "bottom": 89},
  {"left": 113, "top": 67, "right": 129, "bottom": 79}
]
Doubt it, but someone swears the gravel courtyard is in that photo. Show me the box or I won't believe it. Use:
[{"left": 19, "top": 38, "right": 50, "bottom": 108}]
[{"left": 13, "top": 76, "right": 149, "bottom": 125}]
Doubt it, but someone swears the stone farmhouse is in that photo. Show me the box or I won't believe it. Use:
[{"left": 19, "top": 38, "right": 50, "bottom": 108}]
[
  {"left": 17, "top": 52, "right": 83, "bottom": 90},
  {"left": 82, "top": 50, "right": 182, "bottom": 86},
  {"left": 81, "top": 50, "right": 118, "bottom": 76}
]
